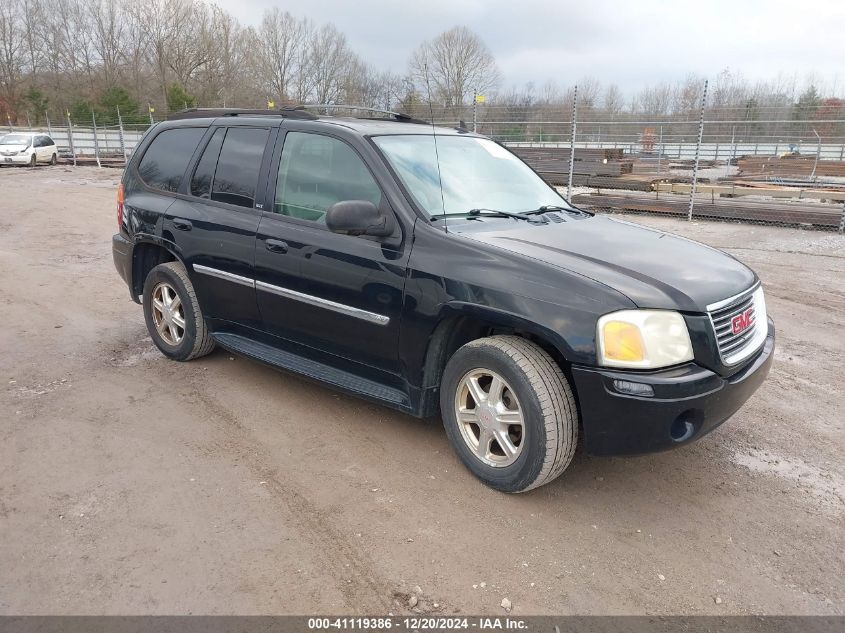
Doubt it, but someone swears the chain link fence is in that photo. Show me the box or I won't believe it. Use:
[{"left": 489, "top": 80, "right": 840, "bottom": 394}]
[
  {"left": 399, "top": 91, "right": 845, "bottom": 233},
  {"left": 2, "top": 109, "right": 150, "bottom": 166},
  {"left": 4, "top": 97, "right": 845, "bottom": 233}
]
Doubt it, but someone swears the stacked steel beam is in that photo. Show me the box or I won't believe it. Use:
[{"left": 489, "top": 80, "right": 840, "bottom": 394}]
[
  {"left": 737, "top": 156, "right": 845, "bottom": 178},
  {"left": 511, "top": 147, "right": 632, "bottom": 183}
]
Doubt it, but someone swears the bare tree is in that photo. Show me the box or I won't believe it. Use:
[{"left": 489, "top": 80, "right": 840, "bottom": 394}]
[
  {"left": 603, "top": 83, "right": 624, "bottom": 115},
  {"left": 87, "top": 0, "right": 128, "bottom": 88},
  {"left": 3, "top": 0, "right": 844, "bottom": 132},
  {"left": 409, "top": 26, "right": 500, "bottom": 106},
  {"left": 258, "top": 9, "right": 309, "bottom": 104},
  {"left": 377, "top": 71, "right": 412, "bottom": 111},
  {"left": 577, "top": 76, "right": 601, "bottom": 110},
  {"left": 64, "top": 0, "right": 99, "bottom": 92},
  {"left": 672, "top": 74, "right": 704, "bottom": 117},
  {"left": 635, "top": 83, "right": 673, "bottom": 117},
  {"left": 308, "top": 23, "right": 351, "bottom": 105},
  {"left": 166, "top": 1, "right": 213, "bottom": 93},
  {"left": 0, "top": 0, "right": 26, "bottom": 113},
  {"left": 201, "top": 6, "right": 249, "bottom": 107},
  {"left": 128, "top": 0, "right": 201, "bottom": 108},
  {"left": 19, "top": 0, "right": 44, "bottom": 79}
]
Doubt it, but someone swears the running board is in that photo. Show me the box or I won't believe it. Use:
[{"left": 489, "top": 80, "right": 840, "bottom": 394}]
[{"left": 212, "top": 332, "right": 409, "bottom": 409}]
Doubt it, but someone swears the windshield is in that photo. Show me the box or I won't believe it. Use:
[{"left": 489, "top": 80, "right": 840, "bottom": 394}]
[
  {"left": 0, "top": 134, "right": 31, "bottom": 146},
  {"left": 372, "top": 134, "right": 570, "bottom": 218}
]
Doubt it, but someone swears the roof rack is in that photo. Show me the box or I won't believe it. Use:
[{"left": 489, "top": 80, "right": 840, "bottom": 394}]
[
  {"left": 167, "top": 107, "right": 318, "bottom": 121},
  {"left": 301, "top": 104, "right": 429, "bottom": 125},
  {"left": 167, "top": 104, "right": 430, "bottom": 125}
]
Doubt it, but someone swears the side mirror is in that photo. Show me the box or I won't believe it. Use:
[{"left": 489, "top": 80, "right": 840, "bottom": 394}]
[{"left": 326, "top": 200, "right": 393, "bottom": 237}]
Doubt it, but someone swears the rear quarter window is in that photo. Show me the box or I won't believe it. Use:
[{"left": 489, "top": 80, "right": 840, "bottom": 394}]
[{"left": 137, "top": 127, "right": 206, "bottom": 193}]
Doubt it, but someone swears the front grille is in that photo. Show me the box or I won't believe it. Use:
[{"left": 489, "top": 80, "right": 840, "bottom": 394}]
[{"left": 708, "top": 285, "right": 766, "bottom": 365}]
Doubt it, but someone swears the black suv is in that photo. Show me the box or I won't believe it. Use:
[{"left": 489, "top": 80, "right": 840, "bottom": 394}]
[{"left": 112, "top": 107, "right": 774, "bottom": 493}]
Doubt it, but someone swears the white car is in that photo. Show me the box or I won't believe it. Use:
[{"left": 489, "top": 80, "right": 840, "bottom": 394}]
[{"left": 0, "top": 133, "right": 58, "bottom": 166}]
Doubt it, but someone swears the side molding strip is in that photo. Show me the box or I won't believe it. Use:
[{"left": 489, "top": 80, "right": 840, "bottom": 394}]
[
  {"left": 192, "top": 263, "right": 390, "bottom": 327},
  {"left": 193, "top": 264, "right": 254, "bottom": 289},
  {"left": 255, "top": 280, "right": 391, "bottom": 326}
]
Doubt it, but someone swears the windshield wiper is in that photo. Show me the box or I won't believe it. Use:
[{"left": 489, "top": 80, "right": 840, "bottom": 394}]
[
  {"left": 467, "top": 208, "right": 547, "bottom": 224},
  {"left": 525, "top": 204, "right": 591, "bottom": 217}
]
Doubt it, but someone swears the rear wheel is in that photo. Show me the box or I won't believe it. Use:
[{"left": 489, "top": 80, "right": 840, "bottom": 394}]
[
  {"left": 440, "top": 335, "right": 578, "bottom": 493},
  {"left": 142, "top": 261, "right": 215, "bottom": 361}
]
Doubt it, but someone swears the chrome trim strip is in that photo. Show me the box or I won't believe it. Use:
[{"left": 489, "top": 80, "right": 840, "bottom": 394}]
[
  {"left": 255, "top": 280, "right": 390, "bottom": 326},
  {"left": 707, "top": 285, "right": 767, "bottom": 366},
  {"left": 192, "top": 264, "right": 255, "bottom": 289},
  {"left": 192, "top": 264, "right": 389, "bottom": 325},
  {"left": 705, "top": 282, "right": 760, "bottom": 313}
]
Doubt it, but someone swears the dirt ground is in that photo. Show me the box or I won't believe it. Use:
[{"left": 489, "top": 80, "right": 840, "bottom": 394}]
[{"left": 0, "top": 166, "right": 843, "bottom": 616}]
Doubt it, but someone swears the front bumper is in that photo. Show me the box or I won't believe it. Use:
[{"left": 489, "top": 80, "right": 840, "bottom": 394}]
[
  {"left": 571, "top": 318, "right": 775, "bottom": 455},
  {"left": 1, "top": 154, "right": 31, "bottom": 164}
]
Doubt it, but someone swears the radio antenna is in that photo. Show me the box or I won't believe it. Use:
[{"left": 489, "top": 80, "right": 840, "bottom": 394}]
[{"left": 423, "top": 63, "right": 448, "bottom": 233}]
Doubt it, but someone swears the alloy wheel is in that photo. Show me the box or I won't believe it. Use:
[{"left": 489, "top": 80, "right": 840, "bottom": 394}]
[
  {"left": 455, "top": 368, "right": 525, "bottom": 467},
  {"left": 151, "top": 282, "right": 186, "bottom": 345}
]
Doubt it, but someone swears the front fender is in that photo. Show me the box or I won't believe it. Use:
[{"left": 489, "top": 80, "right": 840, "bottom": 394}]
[{"left": 435, "top": 300, "right": 579, "bottom": 362}]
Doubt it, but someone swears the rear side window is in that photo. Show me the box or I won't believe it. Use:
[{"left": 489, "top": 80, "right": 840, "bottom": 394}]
[
  {"left": 208, "top": 127, "right": 270, "bottom": 208},
  {"left": 190, "top": 128, "right": 225, "bottom": 199},
  {"left": 138, "top": 127, "right": 205, "bottom": 193}
]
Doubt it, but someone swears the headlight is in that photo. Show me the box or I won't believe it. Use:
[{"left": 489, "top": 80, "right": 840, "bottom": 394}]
[{"left": 597, "top": 310, "right": 693, "bottom": 369}]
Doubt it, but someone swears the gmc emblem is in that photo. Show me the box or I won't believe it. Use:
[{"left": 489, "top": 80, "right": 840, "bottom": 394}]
[{"left": 731, "top": 308, "right": 753, "bottom": 335}]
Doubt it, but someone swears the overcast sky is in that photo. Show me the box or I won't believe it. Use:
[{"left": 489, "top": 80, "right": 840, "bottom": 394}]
[{"left": 214, "top": 0, "right": 843, "bottom": 95}]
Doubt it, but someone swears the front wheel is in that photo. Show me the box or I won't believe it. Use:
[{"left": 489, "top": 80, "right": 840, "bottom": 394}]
[
  {"left": 29, "top": 154, "right": 36, "bottom": 167},
  {"left": 142, "top": 261, "right": 215, "bottom": 361},
  {"left": 50, "top": 153, "right": 57, "bottom": 165},
  {"left": 440, "top": 335, "right": 578, "bottom": 493}
]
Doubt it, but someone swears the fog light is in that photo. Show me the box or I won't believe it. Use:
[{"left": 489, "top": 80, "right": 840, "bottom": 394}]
[
  {"left": 670, "top": 418, "right": 695, "bottom": 442},
  {"left": 612, "top": 379, "right": 654, "bottom": 397}
]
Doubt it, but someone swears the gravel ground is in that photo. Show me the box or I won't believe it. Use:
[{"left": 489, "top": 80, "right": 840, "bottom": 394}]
[{"left": 0, "top": 166, "right": 843, "bottom": 615}]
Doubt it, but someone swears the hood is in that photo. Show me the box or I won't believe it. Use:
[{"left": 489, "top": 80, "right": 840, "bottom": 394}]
[
  {"left": 456, "top": 214, "right": 756, "bottom": 311},
  {"left": 0, "top": 144, "right": 30, "bottom": 154}
]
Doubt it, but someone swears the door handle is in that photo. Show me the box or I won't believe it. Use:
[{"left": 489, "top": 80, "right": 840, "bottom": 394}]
[
  {"left": 265, "top": 239, "right": 288, "bottom": 254},
  {"left": 173, "top": 218, "right": 192, "bottom": 231}
]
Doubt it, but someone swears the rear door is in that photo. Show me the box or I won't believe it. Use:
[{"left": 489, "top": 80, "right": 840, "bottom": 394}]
[
  {"left": 37, "top": 136, "right": 50, "bottom": 161},
  {"left": 254, "top": 128, "right": 411, "bottom": 376},
  {"left": 33, "top": 136, "right": 44, "bottom": 161},
  {"left": 165, "top": 124, "right": 275, "bottom": 329},
  {"left": 127, "top": 124, "right": 207, "bottom": 254},
  {"left": 43, "top": 136, "right": 56, "bottom": 159}
]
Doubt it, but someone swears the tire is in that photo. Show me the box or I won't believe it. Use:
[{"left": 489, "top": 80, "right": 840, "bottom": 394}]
[
  {"left": 50, "top": 153, "right": 57, "bottom": 165},
  {"left": 440, "top": 335, "right": 578, "bottom": 493},
  {"left": 29, "top": 154, "right": 36, "bottom": 167},
  {"left": 142, "top": 261, "right": 215, "bottom": 361}
]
